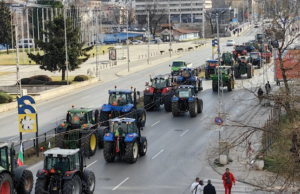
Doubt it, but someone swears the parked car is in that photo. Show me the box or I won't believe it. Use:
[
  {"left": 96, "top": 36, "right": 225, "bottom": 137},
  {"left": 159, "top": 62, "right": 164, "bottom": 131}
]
[
  {"left": 131, "top": 40, "right": 143, "bottom": 45},
  {"left": 18, "top": 38, "right": 35, "bottom": 48},
  {"left": 226, "top": 39, "right": 235, "bottom": 46},
  {"left": 254, "top": 23, "right": 259, "bottom": 28}
]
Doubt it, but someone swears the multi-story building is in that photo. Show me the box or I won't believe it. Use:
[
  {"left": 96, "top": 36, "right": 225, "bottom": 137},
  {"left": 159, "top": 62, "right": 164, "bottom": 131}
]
[{"left": 134, "top": 0, "right": 212, "bottom": 24}]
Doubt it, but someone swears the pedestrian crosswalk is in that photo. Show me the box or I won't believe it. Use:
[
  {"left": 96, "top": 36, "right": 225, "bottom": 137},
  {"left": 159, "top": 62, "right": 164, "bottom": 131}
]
[{"left": 202, "top": 178, "right": 255, "bottom": 194}]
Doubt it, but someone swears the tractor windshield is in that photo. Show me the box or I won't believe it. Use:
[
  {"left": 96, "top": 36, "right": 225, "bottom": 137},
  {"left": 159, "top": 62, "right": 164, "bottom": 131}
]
[
  {"left": 45, "top": 157, "right": 69, "bottom": 174},
  {"left": 69, "top": 112, "right": 87, "bottom": 124},
  {"left": 0, "top": 146, "right": 8, "bottom": 170},
  {"left": 109, "top": 93, "right": 132, "bottom": 106},
  {"left": 235, "top": 46, "right": 245, "bottom": 51},
  {"left": 151, "top": 78, "right": 167, "bottom": 88},
  {"left": 110, "top": 122, "right": 135, "bottom": 136},
  {"left": 206, "top": 62, "right": 218, "bottom": 67},
  {"left": 250, "top": 53, "right": 259, "bottom": 59},
  {"left": 172, "top": 61, "right": 184, "bottom": 67},
  {"left": 177, "top": 89, "right": 191, "bottom": 98},
  {"left": 182, "top": 69, "right": 192, "bottom": 77}
]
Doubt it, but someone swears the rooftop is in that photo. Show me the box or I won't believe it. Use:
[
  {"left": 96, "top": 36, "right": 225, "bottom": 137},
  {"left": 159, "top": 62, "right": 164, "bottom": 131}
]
[{"left": 43, "top": 148, "right": 80, "bottom": 157}]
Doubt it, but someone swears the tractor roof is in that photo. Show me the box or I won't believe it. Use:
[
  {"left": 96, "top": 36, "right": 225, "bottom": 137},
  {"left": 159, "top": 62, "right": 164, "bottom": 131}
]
[
  {"left": 43, "top": 148, "right": 80, "bottom": 157},
  {"left": 109, "top": 90, "right": 132, "bottom": 94},
  {"left": 68, "top": 107, "right": 93, "bottom": 113},
  {"left": 180, "top": 67, "right": 195, "bottom": 70},
  {"left": 206, "top": 60, "right": 218, "bottom": 63},
  {"left": 173, "top": 60, "right": 185, "bottom": 62},
  {"left": 151, "top": 75, "right": 168, "bottom": 79},
  {"left": 178, "top": 85, "right": 194, "bottom": 89},
  {"left": 216, "top": 66, "right": 232, "bottom": 69},
  {"left": 110, "top": 117, "right": 136, "bottom": 123},
  {"left": 250, "top": 52, "right": 260, "bottom": 54},
  {"left": 0, "top": 142, "right": 8, "bottom": 149}
]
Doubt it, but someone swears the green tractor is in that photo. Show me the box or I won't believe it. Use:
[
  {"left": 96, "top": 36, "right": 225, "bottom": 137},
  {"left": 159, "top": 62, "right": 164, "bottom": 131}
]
[
  {"left": 234, "top": 56, "right": 254, "bottom": 79},
  {"left": 211, "top": 66, "right": 235, "bottom": 92},
  {"left": 220, "top": 52, "right": 235, "bottom": 66},
  {"left": 55, "top": 106, "right": 102, "bottom": 156},
  {"left": 0, "top": 142, "right": 34, "bottom": 194}
]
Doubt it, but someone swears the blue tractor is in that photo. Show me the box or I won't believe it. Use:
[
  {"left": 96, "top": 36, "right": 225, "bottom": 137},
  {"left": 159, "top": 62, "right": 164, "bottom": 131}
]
[
  {"left": 103, "top": 117, "right": 147, "bottom": 164},
  {"left": 249, "top": 52, "right": 262, "bottom": 69},
  {"left": 175, "top": 67, "right": 203, "bottom": 93},
  {"left": 205, "top": 60, "right": 219, "bottom": 79},
  {"left": 171, "top": 85, "right": 203, "bottom": 117},
  {"left": 100, "top": 86, "right": 146, "bottom": 127}
]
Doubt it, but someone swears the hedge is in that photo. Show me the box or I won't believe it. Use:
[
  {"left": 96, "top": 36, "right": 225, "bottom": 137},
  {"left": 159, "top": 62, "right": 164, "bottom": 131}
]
[
  {"left": 29, "top": 75, "right": 52, "bottom": 82},
  {"left": 21, "top": 78, "right": 32, "bottom": 84},
  {"left": 0, "top": 92, "right": 13, "bottom": 103},
  {"left": 74, "top": 75, "right": 89, "bottom": 82},
  {"left": 28, "top": 79, "right": 45, "bottom": 85},
  {"left": 45, "top": 81, "right": 71, "bottom": 85}
]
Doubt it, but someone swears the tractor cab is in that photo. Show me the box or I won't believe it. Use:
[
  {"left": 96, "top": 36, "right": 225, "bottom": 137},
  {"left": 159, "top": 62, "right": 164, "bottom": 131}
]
[
  {"left": 176, "top": 68, "right": 202, "bottom": 93},
  {"left": 205, "top": 60, "right": 218, "bottom": 79},
  {"left": 250, "top": 52, "right": 262, "bottom": 68},
  {"left": 238, "top": 55, "right": 250, "bottom": 64},
  {"left": 232, "top": 45, "right": 247, "bottom": 59},
  {"left": 109, "top": 90, "right": 133, "bottom": 107},
  {"left": 108, "top": 118, "right": 140, "bottom": 139},
  {"left": 0, "top": 143, "right": 9, "bottom": 170},
  {"left": 244, "top": 42, "right": 255, "bottom": 52},
  {"left": 250, "top": 52, "right": 261, "bottom": 59},
  {"left": 175, "top": 85, "right": 196, "bottom": 99},
  {"left": 65, "top": 107, "right": 98, "bottom": 127},
  {"left": 221, "top": 52, "right": 234, "bottom": 66},
  {"left": 146, "top": 75, "right": 172, "bottom": 88}
]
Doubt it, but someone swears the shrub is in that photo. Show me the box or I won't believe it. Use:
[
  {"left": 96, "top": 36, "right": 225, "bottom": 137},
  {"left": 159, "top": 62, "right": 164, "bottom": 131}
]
[
  {"left": 21, "top": 78, "right": 32, "bottom": 84},
  {"left": 28, "top": 79, "right": 45, "bottom": 85},
  {"left": 177, "top": 48, "right": 183, "bottom": 51},
  {"left": 29, "top": 75, "right": 52, "bottom": 82},
  {"left": 74, "top": 75, "right": 89, "bottom": 82},
  {"left": 0, "top": 92, "right": 13, "bottom": 103},
  {"left": 45, "top": 81, "right": 71, "bottom": 85}
]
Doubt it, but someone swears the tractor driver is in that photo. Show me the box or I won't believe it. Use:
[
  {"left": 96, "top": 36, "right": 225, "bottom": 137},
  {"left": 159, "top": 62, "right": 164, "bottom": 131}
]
[
  {"left": 54, "top": 158, "right": 68, "bottom": 174},
  {"left": 115, "top": 126, "right": 126, "bottom": 137},
  {"left": 117, "top": 94, "right": 126, "bottom": 106},
  {"left": 72, "top": 114, "right": 80, "bottom": 124}
]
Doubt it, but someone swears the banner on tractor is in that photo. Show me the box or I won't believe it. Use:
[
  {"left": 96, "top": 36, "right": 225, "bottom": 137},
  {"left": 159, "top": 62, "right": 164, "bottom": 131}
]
[
  {"left": 274, "top": 49, "right": 300, "bottom": 81},
  {"left": 17, "top": 95, "right": 38, "bottom": 133}
]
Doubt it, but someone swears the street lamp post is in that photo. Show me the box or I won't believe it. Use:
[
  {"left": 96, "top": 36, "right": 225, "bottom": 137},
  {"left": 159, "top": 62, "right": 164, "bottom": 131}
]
[
  {"left": 64, "top": 2, "right": 69, "bottom": 85},
  {"left": 127, "top": 9, "right": 130, "bottom": 72},
  {"left": 169, "top": 0, "right": 172, "bottom": 57},
  {"left": 147, "top": 11, "right": 150, "bottom": 65}
]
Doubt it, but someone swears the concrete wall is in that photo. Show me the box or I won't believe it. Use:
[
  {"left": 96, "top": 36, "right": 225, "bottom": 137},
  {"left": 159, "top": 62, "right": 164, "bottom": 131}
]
[{"left": 0, "top": 85, "right": 60, "bottom": 94}]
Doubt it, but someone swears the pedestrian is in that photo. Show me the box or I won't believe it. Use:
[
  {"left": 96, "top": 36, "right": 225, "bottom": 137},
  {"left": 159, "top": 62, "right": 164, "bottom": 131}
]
[
  {"left": 203, "top": 180, "right": 216, "bottom": 194},
  {"left": 103, "top": 50, "right": 105, "bottom": 55},
  {"left": 233, "top": 30, "right": 236, "bottom": 36},
  {"left": 265, "top": 81, "right": 271, "bottom": 94},
  {"left": 246, "top": 142, "right": 255, "bottom": 158},
  {"left": 190, "top": 177, "right": 203, "bottom": 194},
  {"left": 222, "top": 168, "right": 235, "bottom": 194},
  {"left": 276, "top": 79, "right": 280, "bottom": 86}
]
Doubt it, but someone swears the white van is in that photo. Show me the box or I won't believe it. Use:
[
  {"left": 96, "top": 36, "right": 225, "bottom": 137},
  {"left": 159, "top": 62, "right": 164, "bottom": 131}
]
[{"left": 18, "top": 38, "right": 35, "bottom": 48}]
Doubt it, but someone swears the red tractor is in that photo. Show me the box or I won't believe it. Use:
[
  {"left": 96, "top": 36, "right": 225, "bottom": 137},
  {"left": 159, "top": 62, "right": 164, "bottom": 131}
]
[{"left": 232, "top": 45, "right": 247, "bottom": 60}]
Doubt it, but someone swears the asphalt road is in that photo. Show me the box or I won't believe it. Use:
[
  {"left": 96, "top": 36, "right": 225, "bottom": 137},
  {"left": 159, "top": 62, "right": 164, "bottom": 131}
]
[{"left": 2, "top": 26, "right": 275, "bottom": 193}]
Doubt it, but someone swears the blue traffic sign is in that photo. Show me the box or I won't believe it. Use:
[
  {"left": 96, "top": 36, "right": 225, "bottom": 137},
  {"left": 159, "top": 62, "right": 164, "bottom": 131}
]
[{"left": 215, "top": 117, "right": 224, "bottom": 125}]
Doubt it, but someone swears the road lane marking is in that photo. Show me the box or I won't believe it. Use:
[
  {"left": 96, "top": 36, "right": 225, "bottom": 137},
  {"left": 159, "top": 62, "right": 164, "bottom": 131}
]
[
  {"left": 151, "top": 121, "right": 160, "bottom": 127},
  {"left": 81, "top": 95, "right": 91, "bottom": 100},
  {"left": 88, "top": 105, "right": 95, "bottom": 108},
  {"left": 51, "top": 118, "right": 64, "bottom": 123},
  {"left": 112, "top": 177, "right": 129, "bottom": 190},
  {"left": 8, "top": 135, "right": 19, "bottom": 140},
  {"left": 152, "top": 150, "right": 163, "bottom": 159},
  {"left": 201, "top": 115, "right": 208, "bottom": 121},
  {"left": 52, "top": 106, "right": 63, "bottom": 110},
  {"left": 180, "top": 130, "right": 189, "bottom": 137},
  {"left": 87, "top": 160, "right": 98, "bottom": 168}
]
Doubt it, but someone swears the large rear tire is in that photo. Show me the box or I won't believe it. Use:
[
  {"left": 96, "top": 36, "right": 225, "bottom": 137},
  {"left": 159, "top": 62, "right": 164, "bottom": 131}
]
[
  {"left": 228, "top": 80, "right": 233, "bottom": 92},
  {"left": 63, "top": 174, "right": 82, "bottom": 194},
  {"left": 197, "top": 99, "right": 203, "bottom": 114},
  {"left": 212, "top": 82, "right": 218, "bottom": 91},
  {"left": 189, "top": 100, "right": 198, "bottom": 117},
  {"left": 55, "top": 133, "right": 64, "bottom": 148},
  {"left": 139, "top": 137, "right": 147, "bottom": 156},
  {"left": 144, "top": 95, "right": 154, "bottom": 111},
  {"left": 89, "top": 132, "right": 98, "bottom": 156},
  {"left": 125, "top": 139, "right": 139, "bottom": 164},
  {"left": 172, "top": 102, "right": 180, "bottom": 116},
  {"left": 205, "top": 69, "right": 209, "bottom": 79},
  {"left": 81, "top": 132, "right": 96, "bottom": 157},
  {"left": 100, "top": 111, "right": 109, "bottom": 126},
  {"left": 16, "top": 169, "right": 33, "bottom": 194},
  {"left": 85, "top": 172, "right": 95, "bottom": 194},
  {"left": 0, "top": 172, "right": 13, "bottom": 194},
  {"left": 164, "top": 93, "right": 173, "bottom": 112},
  {"left": 247, "top": 67, "right": 252, "bottom": 78},
  {"left": 34, "top": 178, "right": 47, "bottom": 194},
  {"left": 103, "top": 142, "right": 115, "bottom": 162}
]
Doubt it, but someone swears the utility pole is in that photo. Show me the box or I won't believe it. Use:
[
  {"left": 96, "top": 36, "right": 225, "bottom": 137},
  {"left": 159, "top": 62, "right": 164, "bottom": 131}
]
[
  {"left": 202, "top": 8, "right": 205, "bottom": 41},
  {"left": 15, "top": 24, "right": 21, "bottom": 96},
  {"left": 147, "top": 11, "right": 150, "bottom": 65},
  {"left": 127, "top": 9, "right": 130, "bottom": 72},
  {"left": 42, "top": 8, "right": 45, "bottom": 42},
  {"left": 26, "top": 8, "right": 30, "bottom": 54},
  {"left": 11, "top": 3, "right": 14, "bottom": 64},
  {"left": 169, "top": 0, "right": 172, "bottom": 57},
  {"left": 32, "top": 8, "right": 35, "bottom": 54},
  {"left": 21, "top": 11, "right": 25, "bottom": 63},
  {"left": 64, "top": 3, "right": 69, "bottom": 85},
  {"left": 96, "top": 8, "right": 99, "bottom": 79}
]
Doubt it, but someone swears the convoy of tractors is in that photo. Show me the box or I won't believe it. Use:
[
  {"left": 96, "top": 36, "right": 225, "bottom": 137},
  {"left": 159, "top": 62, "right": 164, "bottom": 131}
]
[{"left": 0, "top": 32, "right": 274, "bottom": 194}]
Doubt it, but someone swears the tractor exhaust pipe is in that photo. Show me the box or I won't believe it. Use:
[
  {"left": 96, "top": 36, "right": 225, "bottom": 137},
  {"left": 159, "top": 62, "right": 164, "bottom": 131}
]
[{"left": 10, "top": 143, "right": 16, "bottom": 171}]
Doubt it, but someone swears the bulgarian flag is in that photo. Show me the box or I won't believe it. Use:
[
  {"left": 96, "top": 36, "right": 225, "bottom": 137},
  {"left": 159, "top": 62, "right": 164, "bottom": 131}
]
[
  {"left": 18, "top": 143, "right": 24, "bottom": 166},
  {"left": 116, "top": 138, "right": 120, "bottom": 153}
]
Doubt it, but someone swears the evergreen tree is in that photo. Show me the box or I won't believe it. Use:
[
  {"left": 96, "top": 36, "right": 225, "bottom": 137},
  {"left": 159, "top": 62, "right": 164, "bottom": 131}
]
[
  {"left": 28, "top": 15, "right": 93, "bottom": 81},
  {"left": 0, "top": 0, "right": 12, "bottom": 54}
]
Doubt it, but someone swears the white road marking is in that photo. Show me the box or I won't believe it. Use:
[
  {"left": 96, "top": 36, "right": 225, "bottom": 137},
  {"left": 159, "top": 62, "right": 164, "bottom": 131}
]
[
  {"left": 52, "top": 106, "right": 63, "bottom": 110},
  {"left": 201, "top": 115, "right": 208, "bottom": 121},
  {"left": 51, "top": 118, "right": 64, "bottom": 123},
  {"left": 152, "top": 150, "right": 163, "bottom": 159},
  {"left": 112, "top": 177, "right": 129, "bottom": 190},
  {"left": 180, "top": 130, "right": 189, "bottom": 137},
  {"left": 86, "top": 160, "right": 98, "bottom": 168},
  {"left": 151, "top": 121, "right": 160, "bottom": 127},
  {"left": 8, "top": 135, "right": 19, "bottom": 140},
  {"left": 88, "top": 105, "right": 95, "bottom": 108},
  {"left": 81, "top": 95, "right": 91, "bottom": 100}
]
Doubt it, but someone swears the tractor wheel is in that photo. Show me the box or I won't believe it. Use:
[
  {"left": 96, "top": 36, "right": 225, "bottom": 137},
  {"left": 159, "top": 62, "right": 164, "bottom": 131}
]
[
  {"left": 164, "top": 93, "right": 173, "bottom": 112},
  {"left": 125, "top": 139, "right": 139, "bottom": 164},
  {"left": 100, "top": 111, "right": 109, "bottom": 126},
  {"left": 212, "top": 82, "right": 218, "bottom": 91},
  {"left": 16, "top": 169, "right": 33, "bottom": 194},
  {"left": 34, "top": 178, "right": 47, "bottom": 194},
  {"left": 103, "top": 142, "right": 115, "bottom": 162},
  {"left": 55, "top": 133, "right": 64, "bottom": 148},
  {"left": 81, "top": 132, "right": 97, "bottom": 157},
  {"left": 89, "top": 132, "right": 98, "bottom": 156},
  {"left": 63, "top": 174, "right": 82, "bottom": 194},
  {"left": 85, "top": 172, "right": 95, "bottom": 194},
  {"left": 0, "top": 172, "right": 13, "bottom": 194},
  {"left": 205, "top": 69, "right": 209, "bottom": 79},
  {"left": 144, "top": 95, "right": 154, "bottom": 111},
  {"left": 228, "top": 80, "right": 233, "bottom": 92},
  {"left": 189, "top": 100, "right": 198, "bottom": 117},
  {"left": 197, "top": 99, "right": 203, "bottom": 114},
  {"left": 139, "top": 137, "right": 147, "bottom": 156},
  {"left": 137, "top": 108, "right": 146, "bottom": 127},
  {"left": 172, "top": 102, "right": 180, "bottom": 116},
  {"left": 234, "top": 68, "right": 240, "bottom": 78},
  {"left": 247, "top": 68, "right": 252, "bottom": 78}
]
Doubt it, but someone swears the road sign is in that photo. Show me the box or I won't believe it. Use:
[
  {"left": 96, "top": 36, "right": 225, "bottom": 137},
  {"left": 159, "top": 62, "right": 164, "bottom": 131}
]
[{"left": 215, "top": 117, "right": 224, "bottom": 125}]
